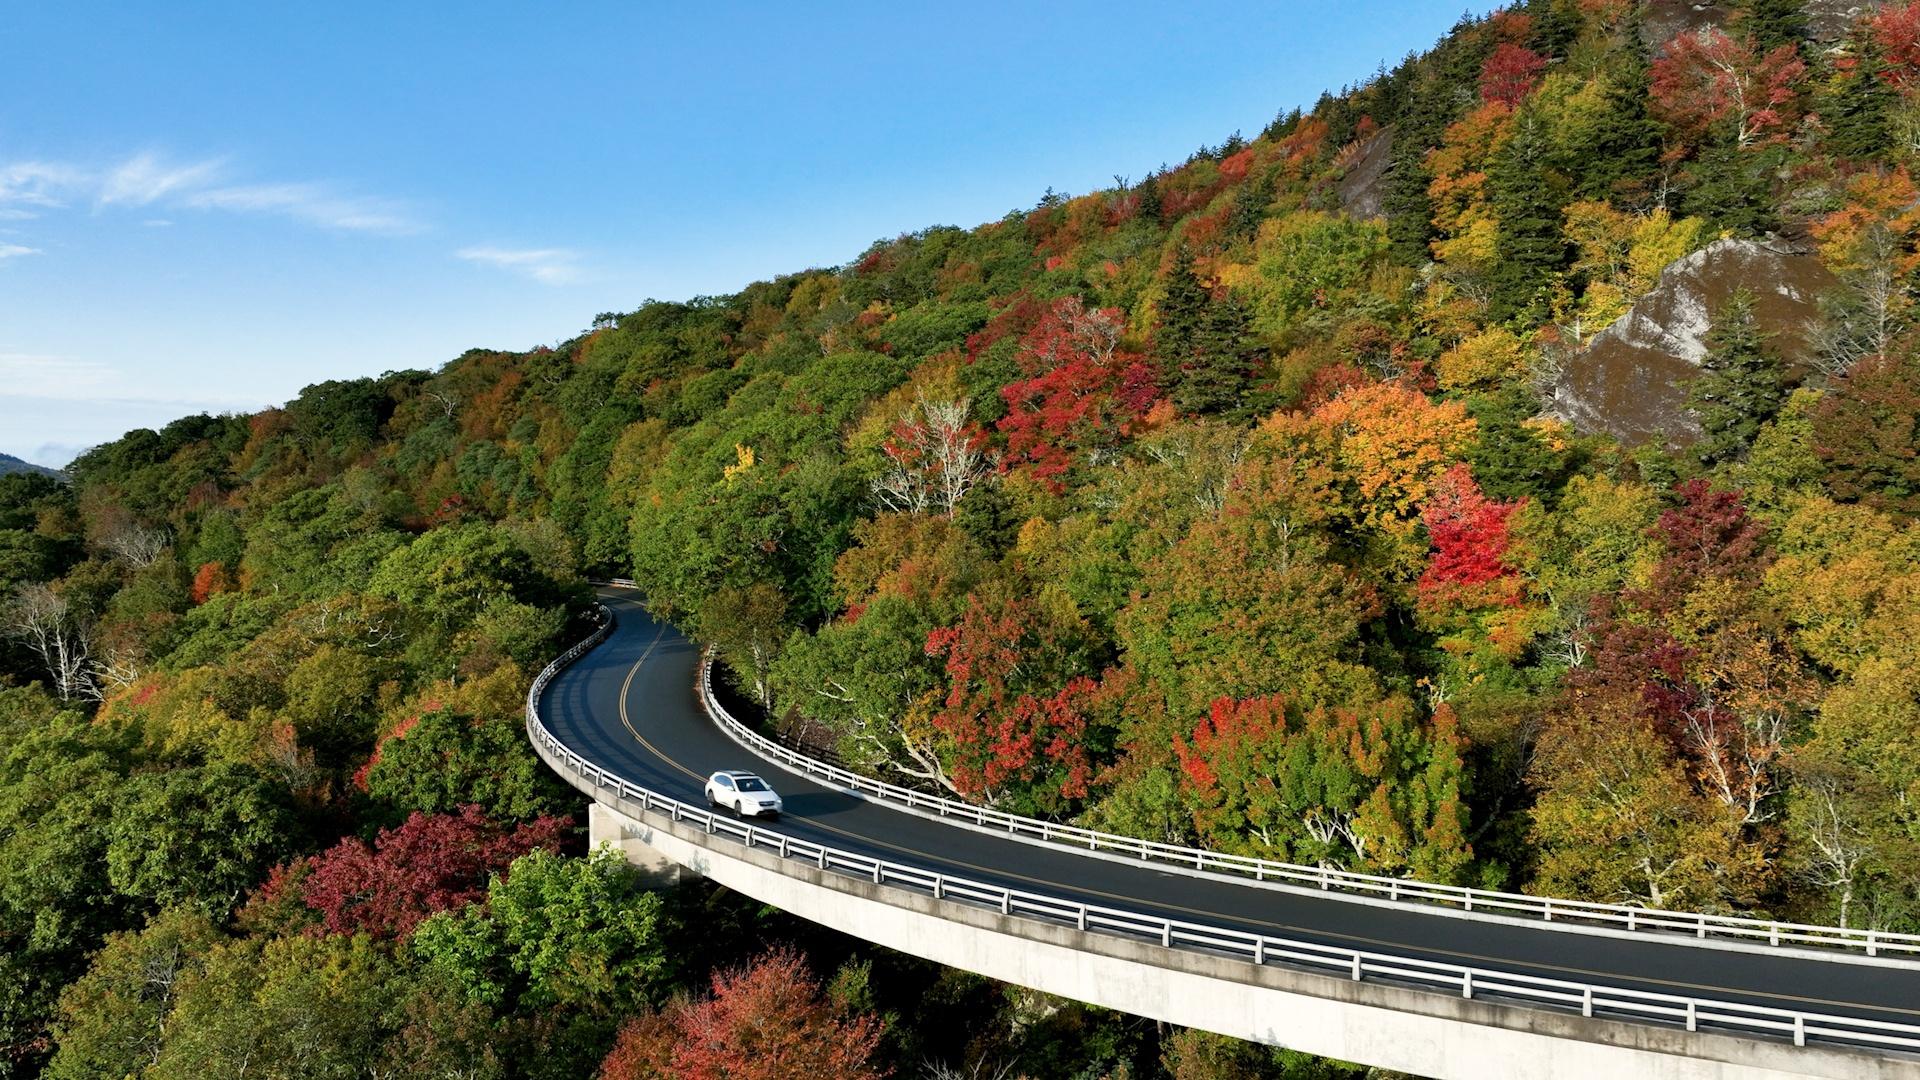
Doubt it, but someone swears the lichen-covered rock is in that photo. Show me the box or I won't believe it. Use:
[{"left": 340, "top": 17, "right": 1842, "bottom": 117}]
[
  {"left": 1546, "top": 237, "right": 1834, "bottom": 447},
  {"left": 1336, "top": 128, "right": 1392, "bottom": 221},
  {"left": 1640, "top": 0, "right": 1872, "bottom": 48}
]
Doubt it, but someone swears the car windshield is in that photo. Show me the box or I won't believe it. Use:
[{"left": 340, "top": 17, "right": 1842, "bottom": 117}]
[{"left": 736, "top": 777, "right": 769, "bottom": 792}]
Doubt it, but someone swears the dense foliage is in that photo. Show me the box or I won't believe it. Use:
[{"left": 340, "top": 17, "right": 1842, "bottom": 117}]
[{"left": 7, "top": 1, "right": 1920, "bottom": 1076}]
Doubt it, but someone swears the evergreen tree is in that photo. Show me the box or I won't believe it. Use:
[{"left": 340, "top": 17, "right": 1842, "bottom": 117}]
[
  {"left": 1260, "top": 107, "right": 1303, "bottom": 143},
  {"left": 1229, "top": 165, "right": 1277, "bottom": 241},
  {"left": 1526, "top": 0, "right": 1581, "bottom": 59},
  {"left": 1385, "top": 17, "right": 1495, "bottom": 267},
  {"left": 1177, "top": 293, "right": 1259, "bottom": 417},
  {"left": 1487, "top": 109, "right": 1571, "bottom": 325},
  {"left": 1689, "top": 289, "right": 1788, "bottom": 464},
  {"left": 1155, "top": 249, "right": 1209, "bottom": 372},
  {"left": 1384, "top": 136, "right": 1438, "bottom": 266},
  {"left": 1821, "top": 39, "right": 1897, "bottom": 162},
  {"left": 1135, "top": 172, "right": 1163, "bottom": 223},
  {"left": 1576, "top": 11, "right": 1663, "bottom": 202},
  {"left": 1733, "top": 0, "right": 1810, "bottom": 55},
  {"left": 1681, "top": 142, "right": 1786, "bottom": 236}
]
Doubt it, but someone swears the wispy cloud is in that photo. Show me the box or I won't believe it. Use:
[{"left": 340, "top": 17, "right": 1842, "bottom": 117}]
[
  {"left": 0, "top": 162, "right": 85, "bottom": 208},
  {"left": 456, "top": 245, "right": 583, "bottom": 285},
  {"left": 0, "top": 353, "right": 114, "bottom": 398},
  {"left": 97, "top": 153, "right": 226, "bottom": 208},
  {"left": 188, "top": 182, "right": 417, "bottom": 234},
  {"left": 0, "top": 152, "right": 421, "bottom": 235},
  {"left": 0, "top": 243, "right": 40, "bottom": 260}
]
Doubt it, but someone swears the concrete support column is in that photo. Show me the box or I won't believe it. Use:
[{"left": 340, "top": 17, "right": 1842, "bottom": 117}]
[{"left": 590, "top": 801, "right": 684, "bottom": 885}]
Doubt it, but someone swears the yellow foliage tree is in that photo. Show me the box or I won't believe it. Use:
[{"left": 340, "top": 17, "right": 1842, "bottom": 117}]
[
  {"left": 1434, "top": 326, "right": 1528, "bottom": 390},
  {"left": 1304, "top": 383, "right": 1477, "bottom": 537}
]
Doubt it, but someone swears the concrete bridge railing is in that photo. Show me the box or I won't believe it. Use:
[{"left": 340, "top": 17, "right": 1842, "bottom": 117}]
[{"left": 528, "top": 603, "right": 1920, "bottom": 1065}]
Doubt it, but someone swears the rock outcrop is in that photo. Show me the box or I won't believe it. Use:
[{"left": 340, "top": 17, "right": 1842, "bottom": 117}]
[{"left": 1546, "top": 237, "right": 1835, "bottom": 446}]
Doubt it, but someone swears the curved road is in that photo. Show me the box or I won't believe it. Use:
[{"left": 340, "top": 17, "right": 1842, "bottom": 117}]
[{"left": 540, "top": 590, "right": 1920, "bottom": 1033}]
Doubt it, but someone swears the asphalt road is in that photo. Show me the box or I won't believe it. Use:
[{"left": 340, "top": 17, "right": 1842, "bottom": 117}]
[{"left": 538, "top": 590, "right": 1920, "bottom": 1030}]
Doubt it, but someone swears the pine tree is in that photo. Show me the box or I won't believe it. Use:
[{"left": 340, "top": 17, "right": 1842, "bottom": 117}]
[
  {"left": 1384, "top": 136, "right": 1438, "bottom": 266},
  {"left": 1822, "top": 39, "right": 1897, "bottom": 162},
  {"left": 1689, "top": 289, "right": 1788, "bottom": 464},
  {"left": 1526, "top": 0, "right": 1581, "bottom": 59},
  {"left": 1229, "top": 165, "right": 1277, "bottom": 240},
  {"left": 1156, "top": 252, "right": 1255, "bottom": 416},
  {"left": 1576, "top": 10, "right": 1662, "bottom": 202},
  {"left": 1733, "top": 0, "right": 1810, "bottom": 55},
  {"left": 1136, "top": 172, "right": 1163, "bottom": 223},
  {"left": 1156, "top": 249, "right": 1209, "bottom": 370},
  {"left": 1177, "top": 293, "right": 1259, "bottom": 417},
  {"left": 1681, "top": 141, "right": 1786, "bottom": 236},
  {"left": 1487, "top": 109, "right": 1571, "bottom": 325},
  {"left": 1384, "top": 16, "right": 1496, "bottom": 267}
]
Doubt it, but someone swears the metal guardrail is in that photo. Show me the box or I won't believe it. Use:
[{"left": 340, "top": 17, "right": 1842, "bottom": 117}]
[
  {"left": 527, "top": 604, "right": 1920, "bottom": 1056},
  {"left": 692, "top": 647, "right": 1920, "bottom": 960}
]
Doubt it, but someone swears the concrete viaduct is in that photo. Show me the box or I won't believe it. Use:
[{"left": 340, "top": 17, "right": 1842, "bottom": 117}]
[{"left": 526, "top": 589, "right": 1920, "bottom": 1079}]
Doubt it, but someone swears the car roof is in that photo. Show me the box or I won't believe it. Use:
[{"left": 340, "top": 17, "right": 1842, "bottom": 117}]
[{"left": 712, "top": 770, "right": 766, "bottom": 781}]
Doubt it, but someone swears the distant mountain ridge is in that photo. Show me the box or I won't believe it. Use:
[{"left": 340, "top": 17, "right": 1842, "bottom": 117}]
[{"left": 0, "top": 452, "right": 63, "bottom": 480}]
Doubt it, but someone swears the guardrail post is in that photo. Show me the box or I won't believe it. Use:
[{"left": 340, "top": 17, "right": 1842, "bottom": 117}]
[
  {"left": 1000, "top": 892, "right": 1011, "bottom": 916},
  {"left": 871, "top": 863, "right": 882, "bottom": 884},
  {"left": 1077, "top": 906, "right": 1087, "bottom": 931},
  {"left": 1581, "top": 988, "right": 1592, "bottom": 1017},
  {"left": 1462, "top": 971, "right": 1473, "bottom": 1000},
  {"left": 1868, "top": 930, "right": 1879, "bottom": 957},
  {"left": 1350, "top": 954, "right": 1362, "bottom": 981},
  {"left": 1319, "top": 868, "right": 1328, "bottom": 890},
  {"left": 778, "top": 836, "right": 789, "bottom": 858},
  {"left": 1697, "top": 914, "right": 1706, "bottom": 939},
  {"left": 1543, "top": 899, "right": 1552, "bottom": 921},
  {"left": 1794, "top": 1016, "right": 1805, "bottom": 1047},
  {"left": 1253, "top": 938, "right": 1265, "bottom": 965},
  {"left": 1685, "top": 1001, "right": 1697, "bottom": 1032},
  {"left": 1161, "top": 924, "right": 1172, "bottom": 948},
  {"left": 1389, "top": 880, "right": 1399, "bottom": 902},
  {"left": 933, "top": 876, "right": 944, "bottom": 900},
  {"left": 817, "top": 848, "right": 827, "bottom": 870},
  {"left": 1770, "top": 923, "right": 1780, "bottom": 947},
  {"left": 1627, "top": 909, "right": 1636, "bottom": 932}
]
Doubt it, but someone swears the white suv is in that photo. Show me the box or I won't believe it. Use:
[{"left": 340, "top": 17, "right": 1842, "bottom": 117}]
[{"left": 705, "top": 770, "right": 783, "bottom": 818}]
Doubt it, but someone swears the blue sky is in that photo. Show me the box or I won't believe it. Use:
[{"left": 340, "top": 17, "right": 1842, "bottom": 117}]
[{"left": 0, "top": 2, "right": 1474, "bottom": 467}]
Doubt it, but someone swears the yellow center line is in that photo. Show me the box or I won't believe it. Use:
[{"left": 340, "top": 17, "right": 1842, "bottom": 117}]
[{"left": 601, "top": 612, "right": 1918, "bottom": 1019}]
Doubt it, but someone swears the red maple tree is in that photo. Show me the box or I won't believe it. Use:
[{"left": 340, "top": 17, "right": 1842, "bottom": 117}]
[
  {"left": 297, "top": 804, "right": 568, "bottom": 938},
  {"left": 600, "top": 947, "right": 887, "bottom": 1080},
  {"left": 996, "top": 296, "right": 1160, "bottom": 491},
  {"left": 925, "top": 593, "right": 1096, "bottom": 804},
  {"left": 1650, "top": 28, "right": 1805, "bottom": 148},
  {"left": 1416, "top": 464, "right": 1524, "bottom": 610},
  {"left": 1480, "top": 43, "right": 1548, "bottom": 106}
]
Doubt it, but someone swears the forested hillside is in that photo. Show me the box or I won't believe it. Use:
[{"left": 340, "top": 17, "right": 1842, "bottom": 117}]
[{"left": 6, "top": 1, "right": 1920, "bottom": 1076}]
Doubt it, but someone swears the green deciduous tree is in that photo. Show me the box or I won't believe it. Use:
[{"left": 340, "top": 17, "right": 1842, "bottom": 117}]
[
  {"left": 105, "top": 762, "right": 298, "bottom": 915},
  {"left": 412, "top": 848, "right": 673, "bottom": 1013}
]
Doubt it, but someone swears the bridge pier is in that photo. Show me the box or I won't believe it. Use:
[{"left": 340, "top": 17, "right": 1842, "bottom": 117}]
[{"left": 589, "top": 801, "right": 684, "bottom": 886}]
